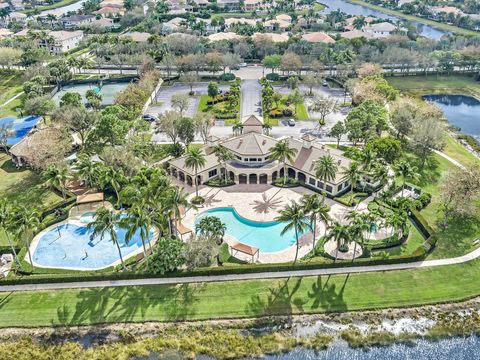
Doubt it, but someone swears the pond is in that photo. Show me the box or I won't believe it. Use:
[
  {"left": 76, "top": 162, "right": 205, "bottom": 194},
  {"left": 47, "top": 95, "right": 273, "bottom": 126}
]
[
  {"left": 38, "top": 0, "right": 87, "bottom": 17},
  {"left": 423, "top": 94, "right": 480, "bottom": 144},
  {"left": 320, "top": 0, "right": 448, "bottom": 40}
]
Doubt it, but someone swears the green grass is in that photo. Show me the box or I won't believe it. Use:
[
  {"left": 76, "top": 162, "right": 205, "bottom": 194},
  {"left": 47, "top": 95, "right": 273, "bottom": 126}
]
[
  {"left": 387, "top": 74, "right": 480, "bottom": 99},
  {"left": 22, "top": 0, "right": 80, "bottom": 14},
  {"left": 347, "top": 0, "right": 479, "bottom": 37},
  {"left": 0, "top": 70, "right": 24, "bottom": 105},
  {"left": 295, "top": 102, "right": 309, "bottom": 120},
  {"left": 197, "top": 95, "right": 239, "bottom": 120},
  {"left": 442, "top": 135, "right": 480, "bottom": 167},
  {"left": 0, "top": 154, "right": 62, "bottom": 246},
  {"left": 3, "top": 257, "right": 480, "bottom": 327}
]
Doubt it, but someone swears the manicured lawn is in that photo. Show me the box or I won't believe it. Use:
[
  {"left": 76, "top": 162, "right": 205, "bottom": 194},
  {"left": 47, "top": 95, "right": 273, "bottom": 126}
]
[
  {"left": 197, "top": 95, "right": 239, "bottom": 120},
  {"left": 295, "top": 102, "right": 309, "bottom": 120},
  {"left": 348, "top": 0, "right": 478, "bottom": 36},
  {"left": 442, "top": 135, "right": 480, "bottom": 167},
  {"left": 0, "top": 154, "right": 62, "bottom": 246},
  {"left": 2, "top": 257, "right": 480, "bottom": 327},
  {"left": 387, "top": 74, "right": 480, "bottom": 98},
  {"left": 0, "top": 70, "right": 24, "bottom": 106}
]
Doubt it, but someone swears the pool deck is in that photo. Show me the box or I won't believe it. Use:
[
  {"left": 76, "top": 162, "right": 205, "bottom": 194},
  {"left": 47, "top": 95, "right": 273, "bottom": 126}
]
[
  {"left": 26, "top": 202, "right": 160, "bottom": 271},
  {"left": 182, "top": 185, "right": 330, "bottom": 263}
]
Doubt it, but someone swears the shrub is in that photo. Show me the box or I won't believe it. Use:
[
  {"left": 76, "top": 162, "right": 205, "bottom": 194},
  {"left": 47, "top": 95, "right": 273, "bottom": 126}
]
[
  {"left": 220, "top": 73, "right": 236, "bottom": 81},
  {"left": 282, "top": 108, "right": 293, "bottom": 117},
  {"left": 414, "top": 192, "right": 432, "bottom": 210},
  {"left": 269, "top": 109, "right": 283, "bottom": 118},
  {"left": 191, "top": 196, "right": 205, "bottom": 205},
  {"left": 184, "top": 235, "right": 219, "bottom": 269},
  {"left": 146, "top": 237, "right": 185, "bottom": 274},
  {"left": 266, "top": 73, "right": 279, "bottom": 81},
  {"left": 206, "top": 176, "right": 235, "bottom": 187},
  {"left": 272, "top": 177, "right": 298, "bottom": 188}
]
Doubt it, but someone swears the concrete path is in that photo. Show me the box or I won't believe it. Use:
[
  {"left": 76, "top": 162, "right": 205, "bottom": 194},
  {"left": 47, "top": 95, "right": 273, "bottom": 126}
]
[
  {"left": 0, "top": 91, "right": 24, "bottom": 109},
  {"left": 240, "top": 79, "right": 262, "bottom": 118},
  {"left": 2, "top": 246, "right": 480, "bottom": 293}
]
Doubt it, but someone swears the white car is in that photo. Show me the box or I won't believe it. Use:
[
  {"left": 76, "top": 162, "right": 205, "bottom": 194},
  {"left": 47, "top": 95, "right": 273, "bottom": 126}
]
[{"left": 287, "top": 119, "right": 296, "bottom": 126}]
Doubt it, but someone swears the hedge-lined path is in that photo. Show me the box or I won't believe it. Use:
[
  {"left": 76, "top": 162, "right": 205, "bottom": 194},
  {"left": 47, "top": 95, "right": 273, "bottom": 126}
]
[{"left": 2, "top": 245, "right": 480, "bottom": 293}]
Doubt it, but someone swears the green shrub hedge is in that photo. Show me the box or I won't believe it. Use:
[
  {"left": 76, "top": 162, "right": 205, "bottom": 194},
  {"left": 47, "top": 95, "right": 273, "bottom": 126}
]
[
  {"left": 266, "top": 73, "right": 280, "bottom": 81},
  {"left": 220, "top": 73, "right": 236, "bottom": 81},
  {"left": 205, "top": 176, "right": 235, "bottom": 187}
]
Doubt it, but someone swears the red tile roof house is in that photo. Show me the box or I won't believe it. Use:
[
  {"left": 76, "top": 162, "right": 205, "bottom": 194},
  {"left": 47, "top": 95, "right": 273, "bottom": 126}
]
[{"left": 301, "top": 32, "right": 335, "bottom": 44}]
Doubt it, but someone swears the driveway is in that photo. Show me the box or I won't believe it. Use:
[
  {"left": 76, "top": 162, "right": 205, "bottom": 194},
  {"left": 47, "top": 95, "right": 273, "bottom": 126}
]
[{"left": 240, "top": 79, "right": 262, "bottom": 118}]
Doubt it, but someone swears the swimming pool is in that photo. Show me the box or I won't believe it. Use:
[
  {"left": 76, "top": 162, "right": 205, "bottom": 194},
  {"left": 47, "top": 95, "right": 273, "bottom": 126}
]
[
  {"left": 31, "top": 221, "right": 155, "bottom": 270},
  {"left": 0, "top": 115, "right": 41, "bottom": 145},
  {"left": 195, "top": 207, "right": 299, "bottom": 253}
]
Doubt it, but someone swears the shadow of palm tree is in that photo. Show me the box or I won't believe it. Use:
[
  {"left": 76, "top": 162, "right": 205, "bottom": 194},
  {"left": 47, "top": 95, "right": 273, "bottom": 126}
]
[
  {"left": 251, "top": 193, "right": 283, "bottom": 214},
  {"left": 246, "top": 277, "right": 307, "bottom": 319},
  {"left": 64, "top": 283, "right": 202, "bottom": 326},
  {"left": 307, "top": 275, "right": 348, "bottom": 312}
]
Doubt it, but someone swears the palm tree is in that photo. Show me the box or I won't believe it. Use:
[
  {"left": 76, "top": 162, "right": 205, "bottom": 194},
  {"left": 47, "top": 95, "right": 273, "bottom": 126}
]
[
  {"left": 269, "top": 140, "right": 298, "bottom": 186},
  {"left": 87, "top": 207, "right": 125, "bottom": 270},
  {"left": 184, "top": 147, "right": 206, "bottom": 198},
  {"left": 314, "top": 154, "right": 338, "bottom": 190},
  {"left": 12, "top": 206, "right": 40, "bottom": 272},
  {"left": 326, "top": 221, "right": 350, "bottom": 262},
  {"left": 232, "top": 121, "right": 243, "bottom": 136},
  {"left": 195, "top": 216, "right": 227, "bottom": 244},
  {"left": 275, "top": 201, "right": 309, "bottom": 263},
  {"left": 300, "top": 194, "right": 330, "bottom": 255},
  {"left": 212, "top": 145, "right": 234, "bottom": 184},
  {"left": 99, "top": 166, "right": 125, "bottom": 208},
  {"left": 394, "top": 160, "right": 418, "bottom": 196},
  {"left": 0, "top": 200, "right": 21, "bottom": 269},
  {"left": 342, "top": 161, "right": 362, "bottom": 196},
  {"left": 166, "top": 186, "right": 190, "bottom": 237},
  {"left": 346, "top": 211, "right": 369, "bottom": 262},
  {"left": 371, "top": 162, "right": 389, "bottom": 198},
  {"left": 262, "top": 121, "right": 272, "bottom": 136},
  {"left": 42, "top": 165, "right": 71, "bottom": 200},
  {"left": 123, "top": 204, "right": 153, "bottom": 262},
  {"left": 74, "top": 155, "right": 100, "bottom": 188}
]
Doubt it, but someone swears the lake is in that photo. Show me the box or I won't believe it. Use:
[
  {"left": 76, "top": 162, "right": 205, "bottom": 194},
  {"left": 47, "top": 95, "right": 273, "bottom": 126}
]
[
  {"left": 320, "top": 0, "right": 448, "bottom": 40},
  {"left": 263, "top": 335, "right": 480, "bottom": 360},
  {"left": 38, "top": 0, "right": 87, "bottom": 17},
  {"left": 423, "top": 94, "right": 480, "bottom": 144}
]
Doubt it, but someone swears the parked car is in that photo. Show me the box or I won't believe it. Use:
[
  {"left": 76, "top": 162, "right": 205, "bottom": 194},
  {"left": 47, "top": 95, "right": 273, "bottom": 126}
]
[
  {"left": 239, "top": 62, "right": 247, "bottom": 67},
  {"left": 287, "top": 119, "right": 296, "bottom": 126},
  {"left": 322, "top": 81, "right": 328, "bottom": 87},
  {"left": 142, "top": 114, "right": 157, "bottom": 122}
]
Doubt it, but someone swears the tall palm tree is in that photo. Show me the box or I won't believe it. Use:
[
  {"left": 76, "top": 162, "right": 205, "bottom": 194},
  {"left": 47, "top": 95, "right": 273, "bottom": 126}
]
[
  {"left": 12, "top": 206, "right": 40, "bottom": 272},
  {"left": 184, "top": 147, "right": 206, "bottom": 198},
  {"left": 269, "top": 140, "right": 298, "bottom": 186},
  {"left": 342, "top": 161, "right": 362, "bottom": 196},
  {"left": 314, "top": 154, "right": 338, "bottom": 190},
  {"left": 232, "top": 121, "right": 243, "bottom": 136},
  {"left": 394, "top": 160, "right": 418, "bottom": 196},
  {"left": 212, "top": 145, "right": 234, "bottom": 184},
  {"left": 346, "top": 211, "right": 369, "bottom": 262},
  {"left": 371, "top": 162, "right": 389, "bottom": 197},
  {"left": 42, "top": 165, "right": 71, "bottom": 200},
  {"left": 275, "top": 201, "right": 309, "bottom": 263},
  {"left": 326, "top": 221, "right": 350, "bottom": 263},
  {"left": 166, "top": 186, "right": 190, "bottom": 237},
  {"left": 74, "top": 155, "right": 100, "bottom": 188},
  {"left": 99, "top": 166, "right": 125, "bottom": 208},
  {"left": 0, "top": 200, "right": 21, "bottom": 269},
  {"left": 300, "top": 194, "right": 330, "bottom": 255},
  {"left": 123, "top": 204, "right": 152, "bottom": 262},
  {"left": 87, "top": 207, "right": 125, "bottom": 270}
]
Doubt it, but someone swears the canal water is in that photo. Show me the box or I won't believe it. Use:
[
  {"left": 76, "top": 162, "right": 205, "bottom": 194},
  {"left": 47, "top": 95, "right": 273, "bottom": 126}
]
[
  {"left": 320, "top": 0, "right": 448, "bottom": 40},
  {"left": 423, "top": 94, "right": 480, "bottom": 144},
  {"left": 38, "top": 0, "right": 87, "bottom": 17}
]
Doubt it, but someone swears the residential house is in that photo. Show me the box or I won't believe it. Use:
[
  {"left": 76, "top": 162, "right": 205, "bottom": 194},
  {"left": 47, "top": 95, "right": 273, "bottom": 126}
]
[
  {"left": 301, "top": 32, "right": 335, "bottom": 44},
  {"left": 264, "top": 18, "right": 290, "bottom": 31},
  {"left": 0, "top": 28, "right": 13, "bottom": 39},
  {"left": 60, "top": 15, "right": 95, "bottom": 29},
  {"left": 10, "top": 0, "right": 25, "bottom": 11},
  {"left": 0, "top": 11, "right": 27, "bottom": 28},
  {"left": 339, "top": 29, "right": 374, "bottom": 39},
  {"left": 120, "top": 31, "right": 151, "bottom": 42},
  {"left": 193, "top": 0, "right": 209, "bottom": 7},
  {"left": 217, "top": 0, "right": 240, "bottom": 11},
  {"left": 208, "top": 31, "right": 243, "bottom": 42},
  {"left": 363, "top": 22, "right": 397, "bottom": 37},
  {"left": 430, "top": 6, "right": 464, "bottom": 17},
  {"left": 162, "top": 17, "right": 185, "bottom": 33},
  {"left": 243, "top": 0, "right": 266, "bottom": 12},
  {"left": 225, "top": 17, "right": 257, "bottom": 28},
  {"left": 39, "top": 30, "right": 84, "bottom": 54},
  {"left": 89, "top": 17, "right": 118, "bottom": 30},
  {"left": 93, "top": 6, "right": 126, "bottom": 17},
  {"left": 252, "top": 32, "right": 289, "bottom": 43}
]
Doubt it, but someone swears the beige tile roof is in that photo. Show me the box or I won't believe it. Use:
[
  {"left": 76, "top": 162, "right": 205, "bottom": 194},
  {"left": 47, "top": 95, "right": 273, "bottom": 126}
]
[
  {"left": 286, "top": 137, "right": 351, "bottom": 183},
  {"left": 252, "top": 32, "right": 289, "bottom": 43},
  {"left": 169, "top": 150, "right": 218, "bottom": 175},
  {"left": 301, "top": 32, "right": 335, "bottom": 43},
  {"left": 241, "top": 114, "right": 263, "bottom": 126},
  {"left": 221, "top": 133, "right": 277, "bottom": 156}
]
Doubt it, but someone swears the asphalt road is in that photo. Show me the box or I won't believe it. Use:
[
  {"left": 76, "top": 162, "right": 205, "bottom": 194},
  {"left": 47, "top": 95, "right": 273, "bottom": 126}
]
[{"left": 240, "top": 79, "right": 262, "bottom": 118}]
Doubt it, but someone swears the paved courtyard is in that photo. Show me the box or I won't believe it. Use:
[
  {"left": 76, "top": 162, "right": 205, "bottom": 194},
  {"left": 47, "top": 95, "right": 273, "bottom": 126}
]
[{"left": 240, "top": 79, "right": 262, "bottom": 118}]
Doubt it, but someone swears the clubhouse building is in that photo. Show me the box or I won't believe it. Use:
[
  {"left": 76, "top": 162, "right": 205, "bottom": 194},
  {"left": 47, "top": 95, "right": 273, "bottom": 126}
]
[{"left": 168, "top": 115, "right": 353, "bottom": 196}]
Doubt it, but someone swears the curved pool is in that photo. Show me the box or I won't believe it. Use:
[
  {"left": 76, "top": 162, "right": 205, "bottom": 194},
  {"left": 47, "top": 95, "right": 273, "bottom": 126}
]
[
  {"left": 32, "top": 222, "right": 154, "bottom": 270},
  {"left": 195, "top": 207, "right": 299, "bottom": 253}
]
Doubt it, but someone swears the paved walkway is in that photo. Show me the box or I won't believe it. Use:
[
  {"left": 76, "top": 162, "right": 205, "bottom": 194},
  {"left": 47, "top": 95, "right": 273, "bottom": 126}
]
[
  {"left": 240, "top": 79, "right": 262, "bottom": 118},
  {"left": 2, "top": 246, "right": 480, "bottom": 293}
]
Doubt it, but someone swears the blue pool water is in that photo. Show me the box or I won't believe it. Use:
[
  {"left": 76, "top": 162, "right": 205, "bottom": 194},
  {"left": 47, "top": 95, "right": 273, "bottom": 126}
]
[
  {"left": 0, "top": 115, "right": 41, "bottom": 145},
  {"left": 195, "top": 207, "right": 298, "bottom": 253},
  {"left": 32, "top": 222, "right": 154, "bottom": 270}
]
